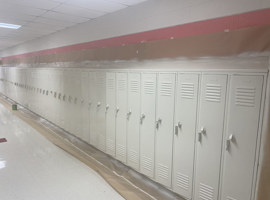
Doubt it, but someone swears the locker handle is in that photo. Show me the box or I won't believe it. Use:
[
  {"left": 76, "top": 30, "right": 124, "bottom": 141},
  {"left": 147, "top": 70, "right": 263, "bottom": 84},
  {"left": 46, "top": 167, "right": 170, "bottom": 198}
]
[
  {"left": 106, "top": 104, "right": 109, "bottom": 110},
  {"left": 115, "top": 107, "right": 120, "bottom": 114},
  {"left": 81, "top": 99, "right": 84, "bottom": 104},
  {"left": 127, "top": 109, "right": 132, "bottom": 119},
  {"left": 226, "top": 134, "right": 234, "bottom": 151},
  {"left": 198, "top": 127, "right": 205, "bottom": 142},
  {"left": 156, "top": 118, "right": 162, "bottom": 129},
  {"left": 140, "top": 114, "right": 145, "bottom": 124},
  {"left": 97, "top": 102, "right": 101, "bottom": 107},
  {"left": 175, "top": 125, "right": 178, "bottom": 135},
  {"left": 175, "top": 122, "right": 182, "bottom": 135}
]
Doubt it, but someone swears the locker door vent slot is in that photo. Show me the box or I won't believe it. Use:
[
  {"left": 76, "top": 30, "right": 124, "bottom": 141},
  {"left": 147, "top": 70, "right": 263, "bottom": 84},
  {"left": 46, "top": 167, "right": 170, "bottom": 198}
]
[
  {"left": 99, "top": 139, "right": 105, "bottom": 150},
  {"left": 176, "top": 172, "right": 189, "bottom": 191},
  {"left": 226, "top": 196, "right": 237, "bottom": 200},
  {"left": 144, "top": 81, "right": 155, "bottom": 94},
  {"left": 128, "top": 149, "right": 139, "bottom": 163},
  {"left": 199, "top": 183, "right": 214, "bottom": 200},
  {"left": 106, "top": 139, "right": 115, "bottom": 152},
  {"left": 157, "top": 163, "right": 169, "bottom": 180},
  {"left": 205, "top": 84, "right": 221, "bottom": 103},
  {"left": 117, "top": 79, "right": 126, "bottom": 91},
  {"left": 235, "top": 87, "right": 255, "bottom": 107},
  {"left": 181, "top": 83, "right": 195, "bottom": 99},
  {"left": 130, "top": 80, "right": 140, "bottom": 93},
  {"left": 142, "top": 155, "right": 153, "bottom": 172},
  {"left": 107, "top": 78, "right": 115, "bottom": 90},
  {"left": 160, "top": 81, "right": 173, "bottom": 96},
  {"left": 97, "top": 74, "right": 106, "bottom": 88},
  {"left": 116, "top": 144, "right": 125, "bottom": 157}
]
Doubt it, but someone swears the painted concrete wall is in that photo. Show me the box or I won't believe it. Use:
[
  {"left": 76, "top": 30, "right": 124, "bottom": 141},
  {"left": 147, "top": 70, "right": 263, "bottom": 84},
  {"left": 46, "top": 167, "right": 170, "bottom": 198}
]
[{"left": 1, "top": 0, "right": 270, "bottom": 57}]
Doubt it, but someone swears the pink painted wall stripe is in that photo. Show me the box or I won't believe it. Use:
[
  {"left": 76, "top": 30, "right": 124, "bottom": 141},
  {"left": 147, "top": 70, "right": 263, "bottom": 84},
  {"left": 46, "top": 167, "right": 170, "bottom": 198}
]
[{"left": 2, "top": 8, "right": 270, "bottom": 61}]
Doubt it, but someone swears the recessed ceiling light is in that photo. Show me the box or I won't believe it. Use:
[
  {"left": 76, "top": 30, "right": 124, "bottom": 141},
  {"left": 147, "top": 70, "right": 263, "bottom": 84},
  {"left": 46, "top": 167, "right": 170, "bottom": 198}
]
[{"left": 0, "top": 23, "right": 21, "bottom": 29}]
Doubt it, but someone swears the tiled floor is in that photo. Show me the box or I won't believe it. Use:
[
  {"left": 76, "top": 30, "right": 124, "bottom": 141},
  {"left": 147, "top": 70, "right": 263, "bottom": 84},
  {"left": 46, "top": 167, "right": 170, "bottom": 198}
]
[{"left": 0, "top": 104, "right": 124, "bottom": 200}]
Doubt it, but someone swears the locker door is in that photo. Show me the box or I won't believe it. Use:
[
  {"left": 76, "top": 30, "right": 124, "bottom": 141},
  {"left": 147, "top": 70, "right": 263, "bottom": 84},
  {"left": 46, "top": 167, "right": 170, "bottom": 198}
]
[
  {"left": 173, "top": 74, "right": 199, "bottom": 199},
  {"left": 63, "top": 70, "right": 72, "bottom": 133},
  {"left": 95, "top": 72, "right": 106, "bottom": 151},
  {"left": 140, "top": 73, "right": 157, "bottom": 178},
  {"left": 221, "top": 75, "right": 263, "bottom": 200},
  {"left": 106, "top": 72, "right": 116, "bottom": 157},
  {"left": 89, "top": 72, "right": 96, "bottom": 145},
  {"left": 194, "top": 74, "right": 227, "bottom": 200},
  {"left": 127, "top": 73, "right": 141, "bottom": 170},
  {"left": 155, "top": 73, "right": 176, "bottom": 188},
  {"left": 116, "top": 72, "right": 128, "bottom": 163},
  {"left": 73, "top": 71, "right": 82, "bottom": 138},
  {"left": 81, "top": 71, "right": 90, "bottom": 143}
]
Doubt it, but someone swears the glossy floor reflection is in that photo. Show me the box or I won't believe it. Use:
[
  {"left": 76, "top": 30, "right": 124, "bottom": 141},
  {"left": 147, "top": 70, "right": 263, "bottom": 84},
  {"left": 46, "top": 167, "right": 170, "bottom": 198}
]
[{"left": 0, "top": 104, "right": 124, "bottom": 200}]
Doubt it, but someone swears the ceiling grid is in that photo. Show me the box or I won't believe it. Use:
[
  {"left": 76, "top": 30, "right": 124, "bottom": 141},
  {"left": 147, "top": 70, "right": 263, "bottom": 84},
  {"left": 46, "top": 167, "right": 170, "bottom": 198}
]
[{"left": 0, "top": 0, "right": 147, "bottom": 51}]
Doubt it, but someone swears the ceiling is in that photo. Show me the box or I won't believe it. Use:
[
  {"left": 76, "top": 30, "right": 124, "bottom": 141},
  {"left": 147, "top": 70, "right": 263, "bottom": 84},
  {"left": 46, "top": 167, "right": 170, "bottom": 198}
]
[{"left": 0, "top": 0, "right": 147, "bottom": 51}]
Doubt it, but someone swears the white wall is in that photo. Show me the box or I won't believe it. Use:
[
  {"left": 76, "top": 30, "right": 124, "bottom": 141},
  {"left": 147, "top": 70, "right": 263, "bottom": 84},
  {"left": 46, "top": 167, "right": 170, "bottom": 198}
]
[{"left": 1, "top": 0, "right": 270, "bottom": 57}]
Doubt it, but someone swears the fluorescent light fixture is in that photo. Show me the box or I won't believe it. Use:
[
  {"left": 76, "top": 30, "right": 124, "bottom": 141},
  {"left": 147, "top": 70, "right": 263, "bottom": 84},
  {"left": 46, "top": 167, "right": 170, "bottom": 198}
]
[{"left": 0, "top": 23, "right": 21, "bottom": 29}]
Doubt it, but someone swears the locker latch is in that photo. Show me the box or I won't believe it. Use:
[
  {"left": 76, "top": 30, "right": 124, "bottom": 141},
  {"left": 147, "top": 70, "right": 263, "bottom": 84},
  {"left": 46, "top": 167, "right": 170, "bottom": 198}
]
[
  {"left": 105, "top": 104, "right": 109, "bottom": 113},
  {"left": 140, "top": 114, "right": 145, "bottom": 124},
  {"left": 175, "top": 122, "right": 182, "bottom": 135},
  {"left": 127, "top": 109, "right": 132, "bottom": 119},
  {"left": 198, "top": 127, "right": 206, "bottom": 142},
  {"left": 226, "top": 134, "right": 234, "bottom": 151},
  {"left": 115, "top": 107, "right": 120, "bottom": 116},
  {"left": 156, "top": 118, "right": 162, "bottom": 129}
]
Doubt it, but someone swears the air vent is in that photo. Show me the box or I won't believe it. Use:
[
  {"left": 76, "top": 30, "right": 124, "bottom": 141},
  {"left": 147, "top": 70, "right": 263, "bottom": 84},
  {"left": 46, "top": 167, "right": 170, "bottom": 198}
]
[
  {"left": 157, "top": 163, "right": 169, "bottom": 180},
  {"left": 235, "top": 87, "right": 255, "bottom": 107},
  {"left": 117, "top": 79, "right": 126, "bottom": 91},
  {"left": 144, "top": 81, "right": 155, "bottom": 94},
  {"left": 205, "top": 84, "right": 221, "bottom": 102},
  {"left": 116, "top": 144, "right": 125, "bottom": 157},
  {"left": 128, "top": 149, "right": 139, "bottom": 163},
  {"left": 107, "top": 78, "right": 115, "bottom": 90},
  {"left": 199, "top": 183, "right": 214, "bottom": 200},
  {"left": 181, "top": 83, "right": 194, "bottom": 99},
  {"left": 176, "top": 172, "right": 189, "bottom": 191},
  {"left": 142, "top": 155, "right": 153, "bottom": 172},
  {"left": 160, "top": 81, "right": 173, "bottom": 96},
  {"left": 130, "top": 80, "right": 140, "bottom": 93},
  {"left": 106, "top": 139, "right": 115, "bottom": 153},
  {"left": 226, "top": 196, "right": 237, "bottom": 200}
]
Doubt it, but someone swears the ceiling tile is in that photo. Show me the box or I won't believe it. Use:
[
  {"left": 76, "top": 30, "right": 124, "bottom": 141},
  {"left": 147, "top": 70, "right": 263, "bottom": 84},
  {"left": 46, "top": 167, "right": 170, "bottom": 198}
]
[
  {"left": 33, "top": 17, "right": 76, "bottom": 27},
  {"left": 66, "top": 0, "right": 127, "bottom": 12},
  {"left": 107, "top": 0, "right": 147, "bottom": 6},
  {"left": 42, "top": 11, "right": 90, "bottom": 23},
  {"left": 52, "top": 4, "right": 106, "bottom": 19},
  {"left": 10, "top": 0, "right": 61, "bottom": 10}
]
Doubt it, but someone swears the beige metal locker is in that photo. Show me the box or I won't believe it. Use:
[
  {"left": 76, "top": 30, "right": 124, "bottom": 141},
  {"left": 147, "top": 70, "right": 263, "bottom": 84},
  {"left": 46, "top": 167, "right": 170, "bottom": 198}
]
[
  {"left": 116, "top": 72, "right": 128, "bottom": 163},
  {"left": 106, "top": 72, "right": 116, "bottom": 157},
  {"left": 89, "top": 71, "right": 96, "bottom": 146},
  {"left": 81, "top": 71, "right": 90, "bottom": 143},
  {"left": 155, "top": 73, "right": 176, "bottom": 188},
  {"left": 92, "top": 72, "right": 106, "bottom": 151},
  {"left": 194, "top": 74, "right": 227, "bottom": 200},
  {"left": 140, "top": 73, "right": 157, "bottom": 178},
  {"left": 173, "top": 73, "right": 199, "bottom": 199},
  {"left": 127, "top": 73, "right": 141, "bottom": 170},
  {"left": 220, "top": 75, "right": 264, "bottom": 200}
]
